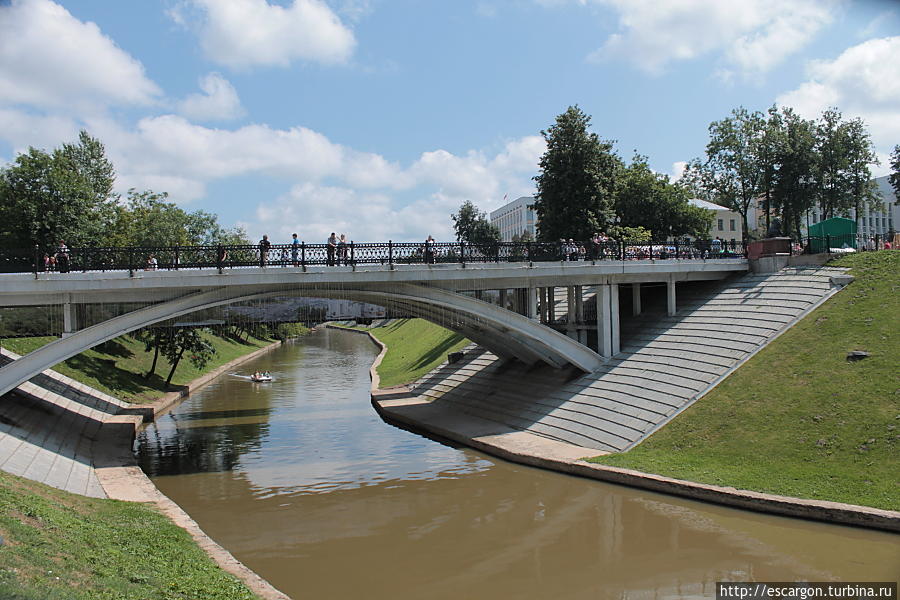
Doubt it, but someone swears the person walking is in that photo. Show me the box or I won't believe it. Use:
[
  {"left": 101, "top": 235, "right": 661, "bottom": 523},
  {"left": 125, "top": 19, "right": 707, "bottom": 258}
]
[
  {"left": 258, "top": 234, "right": 271, "bottom": 267},
  {"left": 55, "top": 240, "right": 70, "bottom": 273},
  {"left": 337, "top": 234, "right": 348, "bottom": 266},
  {"left": 291, "top": 233, "right": 300, "bottom": 266},
  {"left": 424, "top": 235, "right": 435, "bottom": 264},
  {"left": 326, "top": 233, "right": 337, "bottom": 266}
]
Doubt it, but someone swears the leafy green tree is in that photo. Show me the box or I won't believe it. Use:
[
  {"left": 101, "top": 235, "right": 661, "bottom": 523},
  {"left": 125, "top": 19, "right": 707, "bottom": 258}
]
[
  {"left": 843, "top": 116, "right": 880, "bottom": 226},
  {"left": 616, "top": 154, "right": 713, "bottom": 239},
  {"left": 451, "top": 200, "right": 501, "bottom": 244},
  {"left": 110, "top": 189, "right": 248, "bottom": 247},
  {"left": 890, "top": 145, "right": 900, "bottom": 200},
  {"left": 0, "top": 130, "right": 116, "bottom": 249},
  {"left": 532, "top": 106, "right": 621, "bottom": 241},
  {"left": 771, "top": 108, "right": 818, "bottom": 239},
  {"left": 757, "top": 105, "right": 785, "bottom": 234},
  {"left": 159, "top": 328, "right": 216, "bottom": 386},
  {"left": 702, "top": 107, "right": 766, "bottom": 242}
]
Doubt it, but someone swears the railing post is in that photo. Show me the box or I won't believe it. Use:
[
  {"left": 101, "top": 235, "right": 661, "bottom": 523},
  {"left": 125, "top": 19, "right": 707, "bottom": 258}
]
[
  {"left": 174, "top": 247, "right": 180, "bottom": 270},
  {"left": 33, "top": 244, "right": 40, "bottom": 276},
  {"left": 526, "top": 241, "right": 533, "bottom": 263},
  {"left": 825, "top": 235, "right": 831, "bottom": 254},
  {"left": 216, "top": 245, "right": 223, "bottom": 273},
  {"left": 388, "top": 240, "right": 393, "bottom": 266},
  {"left": 459, "top": 241, "right": 465, "bottom": 265},
  {"left": 350, "top": 240, "right": 355, "bottom": 266},
  {"left": 620, "top": 240, "right": 625, "bottom": 261},
  {"left": 128, "top": 247, "right": 134, "bottom": 277},
  {"left": 301, "top": 242, "right": 306, "bottom": 268}
]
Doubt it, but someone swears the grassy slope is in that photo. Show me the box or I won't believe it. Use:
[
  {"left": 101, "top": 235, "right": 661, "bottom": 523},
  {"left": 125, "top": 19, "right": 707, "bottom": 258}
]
[
  {"left": 346, "top": 319, "right": 469, "bottom": 388},
  {"left": 0, "top": 331, "right": 275, "bottom": 404},
  {"left": 590, "top": 251, "right": 900, "bottom": 511},
  {"left": 0, "top": 470, "right": 258, "bottom": 600}
]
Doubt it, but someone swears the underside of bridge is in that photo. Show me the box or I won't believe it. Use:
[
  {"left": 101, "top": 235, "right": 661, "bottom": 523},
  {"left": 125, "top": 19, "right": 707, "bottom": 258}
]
[{"left": 0, "top": 281, "right": 607, "bottom": 399}]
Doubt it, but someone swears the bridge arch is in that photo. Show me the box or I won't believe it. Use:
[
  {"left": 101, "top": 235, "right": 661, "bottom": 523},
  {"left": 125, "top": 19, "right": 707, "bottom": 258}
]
[{"left": 0, "top": 283, "right": 603, "bottom": 398}]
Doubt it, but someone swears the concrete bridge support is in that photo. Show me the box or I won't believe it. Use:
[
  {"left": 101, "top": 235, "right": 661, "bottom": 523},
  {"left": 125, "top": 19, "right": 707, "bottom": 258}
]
[
  {"left": 632, "top": 283, "right": 641, "bottom": 316},
  {"left": 595, "top": 283, "right": 620, "bottom": 359},
  {"left": 62, "top": 296, "right": 77, "bottom": 339},
  {"left": 667, "top": 279, "right": 677, "bottom": 316}
]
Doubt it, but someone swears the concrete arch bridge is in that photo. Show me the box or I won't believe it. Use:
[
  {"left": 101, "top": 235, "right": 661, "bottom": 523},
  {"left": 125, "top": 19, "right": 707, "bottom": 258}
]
[{"left": 0, "top": 258, "right": 748, "bottom": 399}]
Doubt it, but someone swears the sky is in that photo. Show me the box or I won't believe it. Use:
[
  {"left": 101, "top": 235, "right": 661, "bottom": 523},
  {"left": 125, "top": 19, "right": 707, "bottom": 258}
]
[{"left": 1, "top": 0, "right": 898, "bottom": 243}]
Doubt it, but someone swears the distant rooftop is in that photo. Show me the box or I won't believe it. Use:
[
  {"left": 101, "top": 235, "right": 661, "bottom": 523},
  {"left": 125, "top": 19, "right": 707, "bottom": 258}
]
[{"left": 689, "top": 198, "right": 730, "bottom": 212}]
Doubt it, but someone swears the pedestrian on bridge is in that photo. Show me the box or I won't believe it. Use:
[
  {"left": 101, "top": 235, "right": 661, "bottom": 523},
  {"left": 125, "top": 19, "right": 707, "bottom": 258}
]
[
  {"left": 291, "top": 233, "right": 300, "bottom": 266},
  {"left": 326, "top": 233, "right": 337, "bottom": 266},
  {"left": 55, "top": 241, "right": 70, "bottom": 273},
  {"left": 259, "top": 235, "right": 271, "bottom": 267}
]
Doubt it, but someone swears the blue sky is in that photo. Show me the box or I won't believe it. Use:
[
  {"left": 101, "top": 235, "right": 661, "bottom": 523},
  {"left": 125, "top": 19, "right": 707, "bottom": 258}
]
[{"left": 1, "top": 0, "right": 898, "bottom": 243}]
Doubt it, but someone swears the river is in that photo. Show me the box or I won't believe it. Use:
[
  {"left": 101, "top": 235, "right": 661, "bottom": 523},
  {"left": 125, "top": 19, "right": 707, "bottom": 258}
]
[{"left": 135, "top": 327, "right": 899, "bottom": 599}]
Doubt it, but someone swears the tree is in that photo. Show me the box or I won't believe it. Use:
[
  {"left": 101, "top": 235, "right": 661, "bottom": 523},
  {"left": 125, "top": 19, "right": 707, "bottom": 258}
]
[
  {"left": 771, "top": 108, "right": 818, "bottom": 239},
  {"left": 891, "top": 145, "right": 900, "bottom": 201},
  {"left": 159, "top": 328, "right": 216, "bottom": 386},
  {"left": 702, "top": 107, "right": 766, "bottom": 242},
  {"left": 757, "top": 105, "right": 785, "bottom": 234},
  {"left": 616, "top": 154, "right": 713, "bottom": 239},
  {"left": 110, "top": 189, "right": 248, "bottom": 247},
  {"left": 532, "top": 106, "right": 621, "bottom": 241},
  {"left": 842, "top": 117, "right": 880, "bottom": 227},
  {"left": 0, "top": 130, "right": 116, "bottom": 249},
  {"left": 450, "top": 200, "right": 500, "bottom": 245}
]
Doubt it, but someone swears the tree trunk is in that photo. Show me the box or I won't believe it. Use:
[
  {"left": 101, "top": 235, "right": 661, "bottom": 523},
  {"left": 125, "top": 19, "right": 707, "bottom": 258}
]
[
  {"left": 145, "top": 334, "right": 160, "bottom": 379},
  {"left": 165, "top": 345, "right": 186, "bottom": 386}
]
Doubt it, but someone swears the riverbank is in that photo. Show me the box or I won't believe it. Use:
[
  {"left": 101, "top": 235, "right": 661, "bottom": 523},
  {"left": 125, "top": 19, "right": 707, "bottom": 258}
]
[
  {"left": 589, "top": 251, "right": 899, "bottom": 512},
  {"left": 330, "top": 319, "right": 469, "bottom": 388},
  {"left": 0, "top": 330, "right": 282, "bottom": 404},
  {"left": 0, "top": 329, "right": 306, "bottom": 599},
  {"left": 364, "top": 255, "right": 900, "bottom": 529}
]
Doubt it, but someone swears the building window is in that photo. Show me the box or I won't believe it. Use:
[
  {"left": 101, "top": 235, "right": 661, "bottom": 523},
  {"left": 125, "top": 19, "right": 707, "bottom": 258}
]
[
  {"left": 729, "top": 219, "right": 736, "bottom": 231},
  {"left": 718, "top": 219, "right": 724, "bottom": 231}
]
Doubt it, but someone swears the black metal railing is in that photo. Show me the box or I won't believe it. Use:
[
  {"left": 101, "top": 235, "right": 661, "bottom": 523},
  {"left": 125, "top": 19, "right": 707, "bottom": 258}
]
[{"left": 2, "top": 238, "right": 748, "bottom": 275}]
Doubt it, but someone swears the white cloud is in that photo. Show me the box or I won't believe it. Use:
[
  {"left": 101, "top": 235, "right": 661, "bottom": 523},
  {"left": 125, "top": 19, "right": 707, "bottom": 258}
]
[
  {"left": 180, "top": 0, "right": 356, "bottom": 69},
  {"left": 586, "top": 0, "right": 839, "bottom": 77},
  {"left": 0, "top": 0, "right": 161, "bottom": 111},
  {"left": 670, "top": 161, "right": 687, "bottom": 182},
  {"left": 177, "top": 73, "right": 245, "bottom": 121},
  {"left": 776, "top": 37, "right": 900, "bottom": 161}
]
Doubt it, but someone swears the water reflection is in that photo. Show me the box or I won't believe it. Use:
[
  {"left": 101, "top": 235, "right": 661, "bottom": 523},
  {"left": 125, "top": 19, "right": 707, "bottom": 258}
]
[{"left": 137, "top": 329, "right": 900, "bottom": 600}]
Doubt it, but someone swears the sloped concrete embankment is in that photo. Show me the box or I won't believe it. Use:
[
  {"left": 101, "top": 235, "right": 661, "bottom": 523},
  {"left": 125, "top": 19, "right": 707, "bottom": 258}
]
[
  {"left": 371, "top": 266, "right": 900, "bottom": 532},
  {"left": 0, "top": 342, "right": 292, "bottom": 600}
]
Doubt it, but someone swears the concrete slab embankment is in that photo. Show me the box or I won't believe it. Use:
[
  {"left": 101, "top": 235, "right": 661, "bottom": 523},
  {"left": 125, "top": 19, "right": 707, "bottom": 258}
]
[{"left": 369, "top": 266, "right": 900, "bottom": 532}]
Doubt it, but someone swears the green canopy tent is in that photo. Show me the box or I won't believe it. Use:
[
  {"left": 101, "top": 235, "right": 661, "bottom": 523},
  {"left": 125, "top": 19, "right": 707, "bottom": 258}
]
[{"left": 807, "top": 217, "right": 857, "bottom": 253}]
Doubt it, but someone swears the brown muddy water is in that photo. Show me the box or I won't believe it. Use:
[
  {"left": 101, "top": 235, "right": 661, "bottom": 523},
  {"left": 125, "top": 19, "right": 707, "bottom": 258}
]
[{"left": 135, "top": 328, "right": 899, "bottom": 599}]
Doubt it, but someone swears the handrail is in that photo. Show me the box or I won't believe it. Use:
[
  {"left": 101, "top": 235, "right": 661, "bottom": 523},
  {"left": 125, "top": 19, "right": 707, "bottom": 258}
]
[{"left": 2, "top": 239, "right": 748, "bottom": 275}]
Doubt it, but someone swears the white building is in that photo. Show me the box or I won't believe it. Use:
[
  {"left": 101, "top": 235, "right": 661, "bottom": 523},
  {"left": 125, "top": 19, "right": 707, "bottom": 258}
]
[
  {"left": 490, "top": 196, "right": 537, "bottom": 242},
  {"left": 688, "top": 198, "right": 743, "bottom": 242}
]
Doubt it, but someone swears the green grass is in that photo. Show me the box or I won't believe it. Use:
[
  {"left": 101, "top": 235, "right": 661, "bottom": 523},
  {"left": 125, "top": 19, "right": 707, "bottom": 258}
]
[
  {"left": 0, "top": 470, "right": 259, "bottom": 600},
  {"left": 343, "top": 319, "right": 469, "bottom": 388},
  {"left": 0, "top": 331, "right": 277, "bottom": 404},
  {"left": 589, "top": 250, "right": 900, "bottom": 511}
]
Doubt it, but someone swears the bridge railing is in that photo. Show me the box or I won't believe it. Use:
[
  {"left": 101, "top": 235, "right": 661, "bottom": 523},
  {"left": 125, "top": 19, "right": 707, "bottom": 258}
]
[{"left": 2, "top": 239, "right": 747, "bottom": 275}]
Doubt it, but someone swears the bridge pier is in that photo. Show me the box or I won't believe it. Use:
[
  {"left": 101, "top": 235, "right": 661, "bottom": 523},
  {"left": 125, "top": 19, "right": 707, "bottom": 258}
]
[
  {"left": 667, "top": 279, "right": 677, "bottom": 316},
  {"left": 632, "top": 282, "right": 641, "bottom": 316},
  {"left": 62, "top": 296, "right": 78, "bottom": 339},
  {"left": 596, "top": 283, "right": 620, "bottom": 359},
  {"left": 526, "top": 287, "right": 539, "bottom": 321}
]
